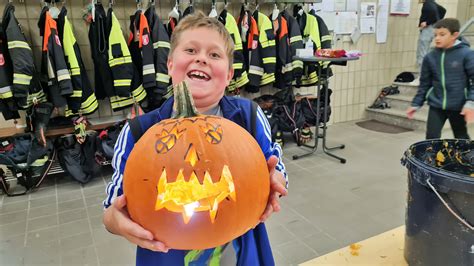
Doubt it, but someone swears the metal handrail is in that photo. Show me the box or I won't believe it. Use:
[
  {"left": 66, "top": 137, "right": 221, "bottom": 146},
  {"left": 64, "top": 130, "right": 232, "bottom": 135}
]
[{"left": 460, "top": 17, "right": 474, "bottom": 37}]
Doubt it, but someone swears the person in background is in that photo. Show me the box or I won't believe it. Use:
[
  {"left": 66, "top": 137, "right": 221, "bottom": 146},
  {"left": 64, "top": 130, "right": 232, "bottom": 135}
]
[
  {"left": 407, "top": 18, "right": 474, "bottom": 140},
  {"left": 416, "top": 0, "right": 446, "bottom": 69}
]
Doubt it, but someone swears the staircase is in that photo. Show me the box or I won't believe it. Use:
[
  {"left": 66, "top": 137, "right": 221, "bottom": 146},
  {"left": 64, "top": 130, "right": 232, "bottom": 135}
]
[{"left": 365, "top": 78, "right": 430, "bottom": 131}]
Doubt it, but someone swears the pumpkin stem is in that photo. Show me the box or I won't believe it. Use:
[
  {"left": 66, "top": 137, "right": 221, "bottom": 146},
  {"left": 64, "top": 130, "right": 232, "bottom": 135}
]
[{"left": 172, "top": 81, "right": 199, "bottom": 118}]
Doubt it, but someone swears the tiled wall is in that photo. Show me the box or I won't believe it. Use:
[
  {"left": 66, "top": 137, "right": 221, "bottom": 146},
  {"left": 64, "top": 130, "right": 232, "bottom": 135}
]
[{"left": 0, "top": 0, "right": 461, "bottom": 128}]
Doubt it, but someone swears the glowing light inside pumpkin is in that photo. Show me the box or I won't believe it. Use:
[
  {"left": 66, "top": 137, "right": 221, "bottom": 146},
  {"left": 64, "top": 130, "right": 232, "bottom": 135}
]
[
  {"left": 184, "top": 145, "right": 199, "bottom": 167},
  {"left": 200, "top": 123, "right": 223, "bottom": 144},
  {"left": 155, "top": 166, "right": 236, "bottom": 224}
]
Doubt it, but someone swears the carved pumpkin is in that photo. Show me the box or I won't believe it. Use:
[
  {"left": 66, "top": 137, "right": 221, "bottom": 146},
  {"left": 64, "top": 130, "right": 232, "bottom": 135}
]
[{"left": 123, "top": 81, "right": 270, "bottom": 250}]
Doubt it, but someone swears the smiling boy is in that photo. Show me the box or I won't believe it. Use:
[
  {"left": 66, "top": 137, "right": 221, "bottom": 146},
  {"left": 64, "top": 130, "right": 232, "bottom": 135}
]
[
  {"left": 103, "top": 12, "right": 288, "bottom": 265},
  {"left": 407, "top": 18, "right": 474, "bottom": 139}
]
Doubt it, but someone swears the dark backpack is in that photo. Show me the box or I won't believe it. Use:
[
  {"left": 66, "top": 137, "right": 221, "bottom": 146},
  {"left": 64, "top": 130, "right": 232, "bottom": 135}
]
[
  {"left": 0, "top": 134, "right": 54, "bottom": 196},
  {"left": 394, "top": 72, "right": 415, "bottom": 83}
]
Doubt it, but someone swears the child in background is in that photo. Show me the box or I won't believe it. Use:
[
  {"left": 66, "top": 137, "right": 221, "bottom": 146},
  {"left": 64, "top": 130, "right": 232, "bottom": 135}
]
[{"left": 407, "top": 18, "right": 474, "bottom": 139}]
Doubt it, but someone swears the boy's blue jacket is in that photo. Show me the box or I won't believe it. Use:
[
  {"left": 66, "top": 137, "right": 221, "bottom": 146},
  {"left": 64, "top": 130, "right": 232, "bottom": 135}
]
[
  {"left": 104, "top": 96, "right": 287, "bottom": 265},
  {"left": 412, "top": 39, "right": 474, "bottom": 111}
]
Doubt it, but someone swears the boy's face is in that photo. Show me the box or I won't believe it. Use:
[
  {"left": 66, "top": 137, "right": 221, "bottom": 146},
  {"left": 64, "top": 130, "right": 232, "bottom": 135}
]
[
  {"left": 434, "top": 28, "right": 459, "bottom": 49},
  {"left": 167, "top": 27, "right": 234, "bottom": 111}
]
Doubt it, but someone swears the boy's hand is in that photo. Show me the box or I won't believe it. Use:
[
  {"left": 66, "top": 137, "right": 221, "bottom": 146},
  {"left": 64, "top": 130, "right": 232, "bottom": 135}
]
[
  {"left": 103, "top": 195, "right": 169, "bottom": 253},
  {"left": 260, "top": 155, "right": 288, "bottom": 222},
  {"left": 461, "top": 108, "right": 474, "bottom": 124},
  {"left": 406, "top": 107, "right": 417, "bottom": 119}
]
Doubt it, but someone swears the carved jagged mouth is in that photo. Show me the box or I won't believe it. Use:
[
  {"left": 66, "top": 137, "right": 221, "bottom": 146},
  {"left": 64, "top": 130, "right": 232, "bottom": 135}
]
[{"left": 155, "top": 166, "right": 236, "bottom": 224}]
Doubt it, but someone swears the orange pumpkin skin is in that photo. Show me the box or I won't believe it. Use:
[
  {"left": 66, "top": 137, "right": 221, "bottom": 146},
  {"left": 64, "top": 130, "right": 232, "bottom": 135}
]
[{"left": 123, "top": 115, "right": 270, "bottom": 250}]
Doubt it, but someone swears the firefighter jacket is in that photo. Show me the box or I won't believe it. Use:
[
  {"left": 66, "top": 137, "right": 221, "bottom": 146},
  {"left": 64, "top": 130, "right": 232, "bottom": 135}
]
[
  {"left": 0, "top": 21, "right": 19, "bottom": 121},
  {"left": 129, "top": 10, "right": 155, "bottom": 90},
  {"left": 295, "top": 10, "right": 321, "bottom": 86},
  {"left": 271, "top": 13, "right": 292, "bottom": 90},
  {"left": 2, "top": 3, "right": 45, "bottom": 108},
  {"left": 107, "top": 8, "right": 146, "bottom": 111},
  {"left": 38, "top": 7, "right": 73, "bottom": 108},
  {"left": 129, "top": 9, "right": 164, "bottom": 110},
  {"left": 145, "top": 5, "right": 170, "bottom": 102},
  {"left": 253, "top": 10, "right": 276, "bottom": 86},
  {"left": 238, "top": 8, "right": 262, "bottom": 93},
  {"left": 281, "top": 10, "right": 303, "bottom": 86},
  {"left": 309, "top": 9, "right": 332, "bottom": 77},
  {"left": 89, "top": 3, "right": 114, "bottom": 100},
  {"left": 219, "top": 8, "right": 249, "bottom": 92},
  {"left": 57, "top": 7, "right": 98, "bottom": 116}
]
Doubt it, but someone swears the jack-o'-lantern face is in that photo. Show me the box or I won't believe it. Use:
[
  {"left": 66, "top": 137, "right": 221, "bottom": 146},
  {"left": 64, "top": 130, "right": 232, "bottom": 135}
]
[
  {"left": 153, "top": 117, "right": 236, "bottom": 224},
  {"left": 124, "top": 81, "right": 270, "bottom": 250}
]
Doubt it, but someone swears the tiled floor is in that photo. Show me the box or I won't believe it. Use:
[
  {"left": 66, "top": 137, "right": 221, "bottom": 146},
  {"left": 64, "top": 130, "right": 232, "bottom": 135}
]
[{"left": 0, "top": 121, "right": 472, "bottom": 266}]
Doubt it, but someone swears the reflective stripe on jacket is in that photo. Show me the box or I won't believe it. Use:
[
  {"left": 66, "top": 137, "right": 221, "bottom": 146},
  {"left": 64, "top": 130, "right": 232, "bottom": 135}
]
[
  {"left": 89, "top": 3, "right": 114, "bottom": 100},
  {"left": 3, "top": 3, "right": 45, "bottom": 108},
  {"left": 39, "top": 7, "right": 73, "bottom": 108},
  {"left": 57, "top": 7, "right": 98, "bottom": 116},
  {"left": 107, "top": 8, "right": 146, "bottom": 111},
  {"left": 253, "top": 11, "right": 276, "bottom": 86},
  {"left": 219, "top": 9, "right": 249, "bottom": 92},
  {"left": 145, "top": 5, "right": 170, "bottom": 100},
  {"left": 281, "top": 10, "right": 304, "bottom": 85},
  {"left": 295, "top": 11, "right": 320, "bottom": 86},
  {"left": 238, "top": 9, "right": 262, "bottom": 93}
]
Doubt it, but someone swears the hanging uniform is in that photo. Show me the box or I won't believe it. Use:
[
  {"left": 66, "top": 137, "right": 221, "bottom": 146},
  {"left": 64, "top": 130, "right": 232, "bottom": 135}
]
[
  {"left": 56, "top": 7, "right": 98, "bottom": 116},
  {"left": 238, "top": 8, "right": 262, "bottom": 93},
  {"left": 309, "top": 9, "right": 333, "bottom": 78},
  {"left": 218, "top": 8, "right": 249, "bottom": 93},
  {"left": 129, "top": 10, "right": 160, "bottom": 110},
  {"left": 89, "top": 3, "right": 114, "bottom": 100},
  {"left": 253, "top": 10, "right": 276, "bottom": 86},
  {"left": 281, "top": 10, "right": 303, "bottom": 86},
  {"left": 107, "top": 8, "right": 146, "bottom": 111},
  {"left": 129, "top": 10, "right": 155, "bottom": 90},
  {"left": 38, "top": 7, "right": 73, "bottom": 109},
  {"left": 3, "top": 3, "right": 45, "bottom": 108},
  {"left": 271, "top": 13, "right": 292, "bottom": 89},
  {"left": 0, "top": 21, "right": 19, "bottom": 121},
  {"left": 145, "top": 5, "right": 170, "bottom": 105},
  {"left": 295, "top": 8, "right": 321, "bottom": 87}
]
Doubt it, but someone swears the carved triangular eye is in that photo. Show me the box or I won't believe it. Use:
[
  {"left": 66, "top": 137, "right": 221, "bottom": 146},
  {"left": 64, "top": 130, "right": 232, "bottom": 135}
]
[{"left": 200, "top": 123, "right": 223, "bottom": 144}]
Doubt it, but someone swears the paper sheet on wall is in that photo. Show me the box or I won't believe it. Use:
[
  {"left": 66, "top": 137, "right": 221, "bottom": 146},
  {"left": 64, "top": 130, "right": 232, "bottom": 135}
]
[
  {"left": 376, "top": 0, "right": 389, "bottom": 43},
  {"left": 334, "top": 11, "right": 358, "bottom": 34},
  {"left": 317, "top": 11, "right": 336, "bottom": 31},
  {"left": 351, "top": 26, "right": 362, "bottom": 43},
  {"left": 322, "top": 0, "right": 335, "bottom": 11},
  {"left": 390, "top": 0, "right": 411, "bottom": 15},
  {"left": 335, "top": 0, "right": 347, "bottom": 11},
  {"left": 361, "top": 2, "right": 376, "bottom": 18},
  {"left": 346, "top": 0, "right": 359, "bottom": 12},
  {"left": 360, "top": 18, "right": 376, "bottom": 33}
]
